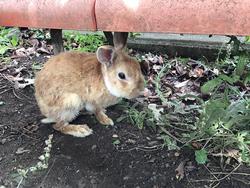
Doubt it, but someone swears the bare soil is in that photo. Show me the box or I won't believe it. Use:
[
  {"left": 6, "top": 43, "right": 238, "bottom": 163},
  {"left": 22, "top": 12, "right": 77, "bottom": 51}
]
[{"left": 0, "top": 56, "right": 249, "bottom": 188}]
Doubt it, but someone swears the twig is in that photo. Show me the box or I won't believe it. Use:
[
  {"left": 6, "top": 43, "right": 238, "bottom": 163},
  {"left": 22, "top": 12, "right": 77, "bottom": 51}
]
[
  {"left": 160, "top": 126, "right": 184, "bottom": 143},
  {"left": 6, "top": 124, "right": 40, "bottom": 141},
  {"left": 116, "top": 145, "right": 162, "bottom": 152},
  {"left": 204, "top": 164, "right": 219, "bottom": 181},
  {"left": 211, "top": 172, "right": 250, "bottom": 176},
  {"left": 202, "top": 136, "right": 213, "bottom": 149},
  {"left": 0, "top": 88, "right": 11, "bottom": 95},
  {"left": 0, "top": 85, "right": 7, "bottom": 90},
  {"left": 16, "top": 177, "right": 24, "bottom": 188},
  {"left": 231, "top": 177, "right": 250, "bottom": 185},
  {"left": 12, "top": 89, "right": 24, "bottom": 100},
  {"left": 190, "top": 163, "right": 241, "bottom": 183}
]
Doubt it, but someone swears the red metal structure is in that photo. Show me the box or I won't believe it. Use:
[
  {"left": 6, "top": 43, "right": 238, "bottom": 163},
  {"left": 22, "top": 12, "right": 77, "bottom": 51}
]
[
  {"left": 0, "top": 0, "right": 249, "bottom": 54},
  {"left": 1, "top": 0, "right": 250, "bottom": 36},
  {"left": 0, "top": 0, "right": 96, "bottom": 31}
]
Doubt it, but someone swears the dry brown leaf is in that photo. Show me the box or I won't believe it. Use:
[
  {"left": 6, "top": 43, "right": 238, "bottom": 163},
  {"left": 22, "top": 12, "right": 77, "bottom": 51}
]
[
  {"left": 189, "top": 67, "right": 204, "bottom": 78},
  {"left": 174, "top": 80, "right": 190, "bottom": 88},
  {"left": 14, "top": 78, "right": 34, "bottom": 89},
  {"left": 16, "top": 147, "right": 30, "bottom": 155},
  {"left": 28, "top": 38, "right": 39, "bottom": 48},
  {"left": 175, "top": 161, "right": 186, "bottom": 180},
  {"left": 175, "top": 63, "right": 187, "bottom": 75}
]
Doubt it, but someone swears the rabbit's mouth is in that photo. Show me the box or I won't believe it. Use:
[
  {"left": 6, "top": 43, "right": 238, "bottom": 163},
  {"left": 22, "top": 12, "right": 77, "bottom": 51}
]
[{"left": 127, "top": 88, "right": 149, "bottom": 99}]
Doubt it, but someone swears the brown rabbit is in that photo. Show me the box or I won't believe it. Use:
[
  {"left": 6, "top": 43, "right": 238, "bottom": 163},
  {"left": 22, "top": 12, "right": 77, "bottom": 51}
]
[{"left": 34, "top": 32, "right": 145, "bottom": 137}]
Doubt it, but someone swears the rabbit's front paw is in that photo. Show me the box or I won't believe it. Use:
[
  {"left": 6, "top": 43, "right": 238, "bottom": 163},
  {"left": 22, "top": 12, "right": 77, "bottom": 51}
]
[
  {"left": 53, "top": 123, "right": 93, "bottom": 137},
  {"left": 95, "top": 111, "right": 114, "bottom": 126}
]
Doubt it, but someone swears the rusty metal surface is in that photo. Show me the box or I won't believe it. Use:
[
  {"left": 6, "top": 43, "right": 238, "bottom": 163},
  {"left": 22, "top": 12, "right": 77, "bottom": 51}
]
[
  {"left": 95, "top": 0, "right": 250, "bottom": 36},
  {"left": 0, "top": 0, "right": 96, "bottom": 30}
]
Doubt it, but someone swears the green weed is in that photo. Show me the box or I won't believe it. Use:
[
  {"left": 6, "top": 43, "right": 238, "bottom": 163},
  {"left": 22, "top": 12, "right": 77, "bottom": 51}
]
[
  {"left": 0, "top": 27, "right": 20, "bottom": 56},
  {"left": 63, "top": 31, "right": 105, "bottom": 52},
  {"left": 125, "top": 49, "right": 250, "bottom": 165}
]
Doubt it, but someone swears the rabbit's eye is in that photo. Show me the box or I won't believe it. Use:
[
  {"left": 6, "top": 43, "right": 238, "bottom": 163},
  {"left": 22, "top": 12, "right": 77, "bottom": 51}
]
[{"left": 118, "top": 72, "right": 126, "bottom": 80}]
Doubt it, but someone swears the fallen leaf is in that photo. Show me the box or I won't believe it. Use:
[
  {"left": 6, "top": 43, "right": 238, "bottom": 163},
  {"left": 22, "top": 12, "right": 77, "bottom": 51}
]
[
  {"left": 112, "top": 134, "right": 119, "bottom": 138},
  {"left": 16, "top": 147, "right": 30, "bottom": 155},
  {"left": 14, "top": 78, "right": 35, "bottom": 89},
  {"left": 28, "top": 38, "right": 39, "bottom": 48},
  {"left": 191, "top": 142, "right": 202, "bottom": 150},
  {"left": 152, "top": 65, "right": 162, "bottom": 71},
  {"left": 37, "top": 41, "right": 51, "bottom": 54},
  {"left": 174, "top": 80, "right": 190, "bottom": 88},
  {"left": 189, "top": 67, "right": 204, "bottom": 78},
  {"left": 14, "top": 47, "right": 27, "bottom": 58},
  {"left": 175, "top": 161, "right": 186, "bottom": 180},
  {"left": 175, "top": 63, "right": 187, "bottom": 75}
]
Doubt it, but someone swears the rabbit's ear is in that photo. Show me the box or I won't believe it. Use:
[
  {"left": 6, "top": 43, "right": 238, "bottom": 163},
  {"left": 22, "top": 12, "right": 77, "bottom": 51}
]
[
  {"left": 113, "top": 32, "right": 128, "bottom": 50},
  {"left": 96, "top": 45, "right": 115, "bottom": 66}
]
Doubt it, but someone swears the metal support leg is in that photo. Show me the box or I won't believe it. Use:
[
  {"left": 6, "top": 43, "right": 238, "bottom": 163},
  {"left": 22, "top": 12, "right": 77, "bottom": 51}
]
[
  {"left": 103, "top": 31, "right": 114, "bottom": 46},
  {"left": 50, "top": 29, "right": 64, "bottom": 55}
]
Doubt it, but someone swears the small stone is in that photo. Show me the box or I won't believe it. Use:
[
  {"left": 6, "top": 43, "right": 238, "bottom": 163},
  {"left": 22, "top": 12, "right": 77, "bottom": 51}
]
[
  {"left": 165, "top": 163, "right": 170, "bottom": 168},
  {"left": 90, "top": 178, "right": 97, "bottom": 184},
  {"left": 123, "top": 176, "right": 129, "bottom": 180},
  {"left": 0, "top": 138, "right": 7, "bottom": 145},
  {"left": 126, "top": 139, "right": 136, "bottom": 144},
  {"left": 16, "top": 147, "right": 30, "bottom": 155},
  {"left": 148, "top": 158, "right": 156, "bottom": 163},
  {"left": 91, "top": 145, "right": 97, "bottom": 150},
  {"left": 112, "top": 134, "right": 119, "bottom": 138},
  {"left": 174, "top": 152, "right": 180, "bottom": 157}
]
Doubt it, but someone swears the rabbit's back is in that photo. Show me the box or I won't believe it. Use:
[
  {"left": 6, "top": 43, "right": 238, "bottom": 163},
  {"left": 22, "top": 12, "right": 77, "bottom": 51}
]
[{"left": 35, "top": 52, "right": 105, "bottom": 107}]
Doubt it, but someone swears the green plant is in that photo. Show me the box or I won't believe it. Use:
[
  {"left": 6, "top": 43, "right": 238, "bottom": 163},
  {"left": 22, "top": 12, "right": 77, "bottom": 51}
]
[
  {"left": 31, "top": 61, "right": 43, "bottom": 71},
  {"left": 153, "top": 62, "right": 174, "bottom": 105},
  {"left": 201, "top": 55, "right": 250, "bottom": 94},
  {"left": 117, "top": 102, "right": 155, "bottom": 130},
  {"left": 0, "top": 27, "right": 20, "bottom": 56},
  {"left": 63, "top": 31, "right": 105, "bottom": 52},
  {"left": 129, "top": 32, "right": 141, "bottom": 39},
  {"left": 12, "top": 134, "right": 54, "bottom": 187},
  {"left": 128, "top": 105, "right": 154, "bottom": 130},
  {"left": 195, "top": 149, "right": 208, "bottom": 164}
]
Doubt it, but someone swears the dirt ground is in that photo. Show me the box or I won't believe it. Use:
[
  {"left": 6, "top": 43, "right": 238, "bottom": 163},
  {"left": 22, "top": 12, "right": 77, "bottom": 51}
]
[{"left": 0, "top": 56, "right": 250, "bottom": 188}]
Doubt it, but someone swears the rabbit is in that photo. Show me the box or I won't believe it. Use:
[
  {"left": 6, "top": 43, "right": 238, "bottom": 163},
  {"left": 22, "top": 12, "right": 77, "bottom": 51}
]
[{"left": 34, "top": 32, "right": 146, "bottom": 137}]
